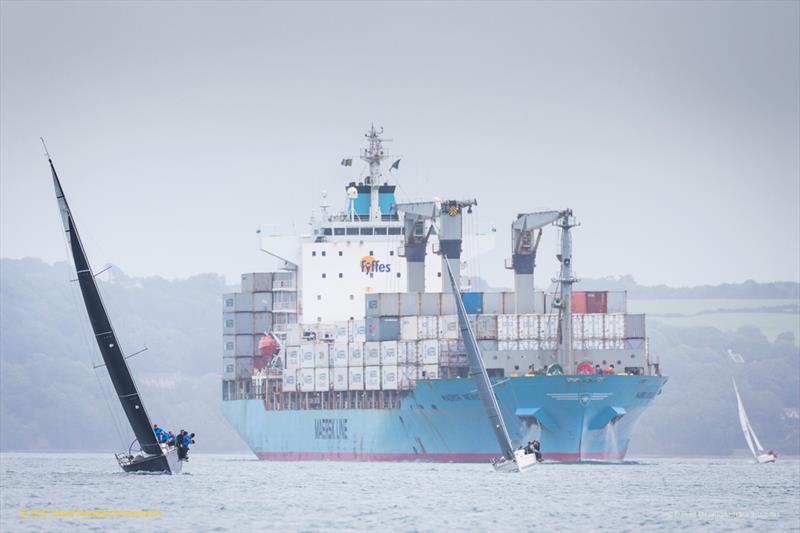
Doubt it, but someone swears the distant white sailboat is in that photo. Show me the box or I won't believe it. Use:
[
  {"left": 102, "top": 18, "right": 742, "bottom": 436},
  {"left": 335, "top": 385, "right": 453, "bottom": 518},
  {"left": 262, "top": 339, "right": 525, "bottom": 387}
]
[{"left": 733, "top": 378, "right": 777, "bottom": 464}]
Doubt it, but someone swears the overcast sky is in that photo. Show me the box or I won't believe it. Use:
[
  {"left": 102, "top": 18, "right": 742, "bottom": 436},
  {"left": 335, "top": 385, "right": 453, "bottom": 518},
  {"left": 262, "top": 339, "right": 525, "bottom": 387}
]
[{"left": 1, "top": 1, "right": 798, "bottom": 287}]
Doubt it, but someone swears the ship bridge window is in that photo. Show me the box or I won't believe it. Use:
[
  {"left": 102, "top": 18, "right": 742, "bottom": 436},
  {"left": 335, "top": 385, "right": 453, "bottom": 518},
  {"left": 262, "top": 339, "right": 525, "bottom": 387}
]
[
  {"left": 360, "top": 227, "right": 374, "bottom": 235},
  {"left": 322, "top": 228, "right": 333, "bottom": 236},
  {"left": 374, "top": 227, "right": 387, "bottom": 235},
  {"left": 389, "top": 250, "right": 394, "bottom": 256},
  {"left": 321, "top": 251, "right": 326, "bottom": 256},
  {"left": 346, "top": 228, "right": 359, "bottom": 235},
  {"left": 338, "top": 251, "right": 343, "bottom": 256},
  {"left": 388, "top": 227, "right": 402, "bottom": 235},
  {"left": 322, "top": 273, "right": 327, "bottom": 278},
  {"left": 334, "top": 228, "right": 345, "bottom": 236},
  {"left": 338, "top": 273, "right": 343, "bottom": 278}
]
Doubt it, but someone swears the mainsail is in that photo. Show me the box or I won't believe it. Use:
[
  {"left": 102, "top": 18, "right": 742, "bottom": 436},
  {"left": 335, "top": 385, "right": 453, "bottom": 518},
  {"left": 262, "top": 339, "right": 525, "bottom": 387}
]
[
  {"left": 733, "top": 378, "right": 763, "bottom": 458},
  {"left": 444, "top": 261, "right": 515, "bottom": 461},
  {"left": 48, "top": 153, "right": 162, "bottom": 456}
]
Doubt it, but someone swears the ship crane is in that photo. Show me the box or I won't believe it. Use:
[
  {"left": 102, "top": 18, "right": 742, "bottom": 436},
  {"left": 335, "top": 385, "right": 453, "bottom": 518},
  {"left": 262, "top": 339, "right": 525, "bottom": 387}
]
[
  {"left": 394, "top": 201, "right": 438, "bottom": 292},
  {"left": 506, "top": 210, "right": 562, "bottom": 313}
]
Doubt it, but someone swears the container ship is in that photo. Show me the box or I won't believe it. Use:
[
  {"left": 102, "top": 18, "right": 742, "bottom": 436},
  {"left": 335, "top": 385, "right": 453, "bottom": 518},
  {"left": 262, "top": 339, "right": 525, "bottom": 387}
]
[{"left": 221, "top": 126, "right": 667, "bottom": 462}]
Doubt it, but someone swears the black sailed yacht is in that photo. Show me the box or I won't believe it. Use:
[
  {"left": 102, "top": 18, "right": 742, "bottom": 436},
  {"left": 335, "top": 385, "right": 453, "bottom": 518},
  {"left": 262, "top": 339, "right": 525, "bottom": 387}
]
[{"left": 45, "top": 142, "right": 182, "bottom": 474}]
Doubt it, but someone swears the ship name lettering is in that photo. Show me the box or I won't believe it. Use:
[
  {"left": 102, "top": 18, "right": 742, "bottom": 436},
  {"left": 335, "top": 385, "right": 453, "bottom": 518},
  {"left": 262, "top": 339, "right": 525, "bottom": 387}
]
[{"left": 315, "top": 418, "right": 348, "bottom": 440}]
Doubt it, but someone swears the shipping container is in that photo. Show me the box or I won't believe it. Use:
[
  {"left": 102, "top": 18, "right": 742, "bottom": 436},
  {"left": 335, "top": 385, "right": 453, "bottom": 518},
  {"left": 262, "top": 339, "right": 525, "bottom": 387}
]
[
  {"left": 235, "top": 357, "right": 253, "bottom": 379},
  {"left": 607, "top": 291, "right": 627, "bottom": 314},
  {"left": 284, "top": 324, "right": 302, "bottom": 345},
  {"left": 230, "top": 335, "right": 255, "bottom": 356},
  {"left": 497, "top": 314, "right": 519, "bottom": 340},
  {"left": 252, "top": 292, "right": 273, "bottom": 312},
  {"left": 585, "top": 291, "right": 608, "bottom": 314},
  {"left": 478, "top": 339, "right": 498, "bottom": 352},
  {"left": 272, "top": 291, "right": 297, "bottom": 312},
  {"left": 420, "top": 292, "right": 440, "bottom": 315},
  {"left": 300, "top": 344, "right": 315, "bottom": 368},
  {"left": 420, "top": 364, "right": 439, "bottom": 380},
  {"left": 366, "top": 293, "right": 400, "bottom": 317},
  {"left": 438, "top": 315, "right": 459, "bottom": 340},
  {"left": 501, "top": 292, "right": 516, "bottom": 314},
  {"left": 284, "top": 346, "right": 300, "bottom": 369},
  {"left": 482, "top": 292, "right": 503, "bottom": 315},
  {"left": 314, "top": 368, "right": 330, "bottom": 392},
  {"left": 541, "top": 314, "right": 559, "bottom": 339},
  {"left": 223, "top": 357, "right": 236, "bottom": 379},
  {"left": 400, "top": 316, "right": 419, "bottom": 340},
  {"left": 399, "top": 364, "right": 418, "bottom": 389},
  {"left": 222, "top": 293, "right": 236, "bottom": 312},
  {"left": 348, "top": 367, "right": 365, "bottom": 390},
  {"left": 420, "top": 339, "right": 439, "bottom": 364},
  {"left": 440, "top": 293, "right": 457, "bottom": 315},
  {"left": 398, "top": 341, "right": 418, "bottom": 364},
  {"left": 318, "top": 323, "right": 336, "bottom": 342},
  {"left": 313, "top": 343, "right": 330, "bottom": 367},
  {"left": 298, "top": 369, "right": 315, "bottom": 392},
  {"left": 399, "top": 293, "right": 420, "bottom": 316},
  {"left": 332, "top": 343, "right": 349, "bottom": 367},
  {"left": 350, "top": 320, "right": 366, "bottom": 342},
  {"left": 365, "top": 366, "right": 381, "bottom": 390},
  {"left": 518, "top": 314, "right": 539, "bottom": 339},
  {"left": 382, "top": 366, "right": 399, "bottom": 390},
  {"left": 364, "top": 341, "right": 381, "bottom": 366},
  {"left": 281, "top": 368, "right": 297, "bottom": 391},
  {"left": 498, "top": 340, "right": 519, "bottom": 351},
  {"left": 463, "top": 292, "right": 483, "bottom": 314},
  {"left": 223, "top": 312, "right": 254, "bottom": 335},
  {"left": 253, "top": 312, "right": 272, "bottom": 334},
  {"left": 624, "top": 314, "right": 646, "bottom": 338},
  {"left": 334, "top": 321, "right": 349, "bottom": 340},
  {"left": 348, "top": 342, "right": 365, "bottom": 366},
  {"left": 241, "top": 272, "right": 273, "bottom": 293},
  {"left": 272, "top": 271, "right": 295, "bottom": 291},
  {"left": 572, "top": 292, "right": 587, "bottom": 314},
  {"left": 380, "top": 341, "right": 399, "bottom": 365},
  {"left": 417, "top": 315, "right": 439, "bottom": 339},
  {"left": 366, "top": 316, "right": 400, "bottom": 342},
  {"left": 572, "top": 314, "right": 585, "bottom": 340},
  {"left": 365, "top": 294, "right": 380, "bottom": 317},
  {"left": 534, "top": 291, "right": 546, "bottom": 314},
  {"left": 604, "top": 314, "right": 625, "bottom": 339},
  {"left": 332, "top": 367, "right": 348, "bottom": 391},
  {"left": 475, "top": 314, "right": 498, "bottom": 340}
]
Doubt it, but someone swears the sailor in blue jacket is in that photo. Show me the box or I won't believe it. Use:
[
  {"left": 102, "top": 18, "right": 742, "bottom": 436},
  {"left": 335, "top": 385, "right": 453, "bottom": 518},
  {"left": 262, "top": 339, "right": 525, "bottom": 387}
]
[
  {"left": 153, "top": 424, "right": 167, "bottom": 443},
  {"left": 178, "top": 432, "right": 195, "bottom": 460}
]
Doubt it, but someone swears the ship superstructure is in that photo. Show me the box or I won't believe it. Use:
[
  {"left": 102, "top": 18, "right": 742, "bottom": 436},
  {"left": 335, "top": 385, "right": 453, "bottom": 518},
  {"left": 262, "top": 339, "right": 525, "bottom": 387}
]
[{"left": 221, "top": 126, "right": 667, "bottom": 462}]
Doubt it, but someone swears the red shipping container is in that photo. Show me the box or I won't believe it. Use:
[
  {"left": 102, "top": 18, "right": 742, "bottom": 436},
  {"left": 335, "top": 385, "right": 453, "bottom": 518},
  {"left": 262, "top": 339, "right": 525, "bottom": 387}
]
[
  {"left": 571, "top": 292, "right": 587, "bottom": 314},
  {"left": 585, "top": 291, "right": 608, "bottom": 314}
]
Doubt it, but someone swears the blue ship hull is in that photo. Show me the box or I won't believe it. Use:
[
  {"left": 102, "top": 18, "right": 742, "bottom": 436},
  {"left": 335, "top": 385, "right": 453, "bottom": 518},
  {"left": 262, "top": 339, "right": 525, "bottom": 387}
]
[{"left": 222, "top": 375, "right": 668, "bottom": 462}]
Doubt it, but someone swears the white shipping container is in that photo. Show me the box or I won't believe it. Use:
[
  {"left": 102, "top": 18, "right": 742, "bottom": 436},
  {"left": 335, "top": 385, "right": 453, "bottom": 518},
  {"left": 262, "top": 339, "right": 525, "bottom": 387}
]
[
  {"left": 420, "top": 339, "right": 439, "bottom": 364},
  {"left": 332, "top": 343, "right": 349, "bottom": 367},
  {"left": 518, "top": 339, "right": 539, "bottom": 350},
  {"left": 350, "top": 320, "right": 367, "bottom": 341},
  {"left": 334, "top": 321, "right": 349, "bottom": 340},
  {"left": 400, "top": 316, "right": 419, "bottom": 340},
  {"left": 348, "top": 342, "right": 365, "bottom": 366},
  {"left": 475, "top": 315, "right": 498, "bottom": 340},
  {"left": 541, "top": 314, "right": 559, "bottom": 339},
  {"left": 399, "top": 364, "right": 418, "bottom": 388},
  {"left": 482, "top": 292, "right": 503, "bottom": 315},
  {"left": 421, "top": 364, "right": 439, "bottom": 380},
  {"left": 584, "top": 314, "right": 604, "bottom": 339},
  {"left": 300, "top": 344, "right": 315, "bottom": 368},
  {"left": 298, "top": 369, "right": 315, "bottom": 391},
  {"left": 314, "top": 368, "right": 330, "bottom": 391},
  {"left": 382, "top": 366, "right": 399, "bottom": 390},
  {"left": 314, "top": 343, "right": 330, "bottom": 367},
  {"left": 518, "top": 314, "right": 539, "bottom": 339},
  {"left": 498, "top": 315, "right": 519, "bottom": 340},
  {"left": 604, "top": 314, "right": 624, "bottom": 339},
  {"left": 438, "top": 315, "right": 459, "bottom": 340},
  {"left": 502, "top": 292, "right": 516, "bottom": 314},
  {"left": 332, "top": 367, "right": 348, "bottom": 391},
  {"left": 284, "top": 324, "right": 302, "bottom": 346},
  {"left": 534, "top": 291, "right": 546, "bottom": 314},
  {"left": 348, "top": 367, "right": 365, "bottom": 390},
  {"left": 380, "top": 341, "right": 399, "bottom": 365},
  {"left": 417, "top": 316, "right": 438, "bottom": 339},
  {"left": 440, "top": 293, "right": 457, "bottom": 315},
  {"left": 607, "top": 291, "right": 627, "bottom": 314},
  {"left": 318, "top": 324, "right": 336, "bottom": 342},
  {"left": 365, "top": 366, "right": 381, "bottom": 390},
  {"left": 498, "top": 340, "right": 519, "bottom": 350},
  {"left": 399, "top": 341, "right": 418, "bottom": 364},
  {"left": 282, "top": 369, "right": 297, "bottom": 391},
  {"left": 284, "top": 346, "right": 301, "bottom": 369},
  {"left": 364, "top": 342, "right": 381, "bottom": 366},
  {"left": 572, "top": 314, "right": 585, "bottom": 340}
]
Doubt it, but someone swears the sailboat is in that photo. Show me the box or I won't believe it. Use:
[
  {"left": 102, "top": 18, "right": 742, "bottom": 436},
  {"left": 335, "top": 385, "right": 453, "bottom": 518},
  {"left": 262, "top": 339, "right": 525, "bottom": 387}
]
[
  {"left": 45, "top": 142, "right": 183, "bottom": 474},
  {"left": 444, "top": 260, "right": 538, "bottom": 473},
  {"left": 732, "top": 378, "right": 776, "bottom": 464}
]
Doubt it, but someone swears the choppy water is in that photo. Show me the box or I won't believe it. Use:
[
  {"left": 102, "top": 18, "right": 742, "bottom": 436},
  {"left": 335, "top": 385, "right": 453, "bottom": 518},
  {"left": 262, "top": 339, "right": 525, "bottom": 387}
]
[{"left": 1, "top": 453, "right": 798, "bottom": 532}]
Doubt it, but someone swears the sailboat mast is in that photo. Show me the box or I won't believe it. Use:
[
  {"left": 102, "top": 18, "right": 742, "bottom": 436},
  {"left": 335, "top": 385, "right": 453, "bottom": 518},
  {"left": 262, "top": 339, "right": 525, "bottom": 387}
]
[{"left": 46, "top": 150, "right": 162, "bottom": 456}]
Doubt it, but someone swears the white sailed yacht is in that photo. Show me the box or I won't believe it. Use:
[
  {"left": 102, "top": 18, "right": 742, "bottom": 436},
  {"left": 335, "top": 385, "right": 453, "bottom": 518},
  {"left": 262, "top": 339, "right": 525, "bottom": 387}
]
[{"left": 733, "top": 378, "right": 777, "bottom": 464}]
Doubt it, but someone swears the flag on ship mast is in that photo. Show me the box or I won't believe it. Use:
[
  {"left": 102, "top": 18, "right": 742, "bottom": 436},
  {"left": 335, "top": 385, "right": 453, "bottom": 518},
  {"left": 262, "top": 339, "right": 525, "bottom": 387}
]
[
  {"left": 340, "top": 158, "right": 353, "bottom": 167},
  {"left": 389, "top": 159, "right": 401, "bottom": 172}
]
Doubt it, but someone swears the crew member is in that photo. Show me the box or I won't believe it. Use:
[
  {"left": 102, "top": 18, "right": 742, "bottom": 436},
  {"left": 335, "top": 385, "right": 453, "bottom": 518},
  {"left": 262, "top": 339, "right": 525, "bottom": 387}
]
[{"left": 153, "top": 424, "right": 166, "bottom": 443}]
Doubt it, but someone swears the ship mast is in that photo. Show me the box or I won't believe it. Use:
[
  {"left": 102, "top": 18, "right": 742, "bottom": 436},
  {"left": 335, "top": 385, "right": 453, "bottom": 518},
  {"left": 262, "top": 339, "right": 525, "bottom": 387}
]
[
  {"left": 360, "top": 124, "right": 390, "bottom": 222},
  {"left": 555, "top": 209, "right": 579, "bottom": 372}
]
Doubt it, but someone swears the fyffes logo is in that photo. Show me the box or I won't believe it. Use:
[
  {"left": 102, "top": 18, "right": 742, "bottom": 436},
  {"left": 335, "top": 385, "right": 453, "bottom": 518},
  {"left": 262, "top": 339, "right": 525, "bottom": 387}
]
[{"left": 360, "top": 255, "right": 391, "bottom": 274}]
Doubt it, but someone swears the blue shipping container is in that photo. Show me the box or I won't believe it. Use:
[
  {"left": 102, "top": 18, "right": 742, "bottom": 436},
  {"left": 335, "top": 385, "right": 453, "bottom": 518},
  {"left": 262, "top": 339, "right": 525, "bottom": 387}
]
[
  {"left": 366, "top": 316, "right": 401, "bottom": 342},
  {"left": 463, "top": 292, "right": 483, "bottom": 314}
]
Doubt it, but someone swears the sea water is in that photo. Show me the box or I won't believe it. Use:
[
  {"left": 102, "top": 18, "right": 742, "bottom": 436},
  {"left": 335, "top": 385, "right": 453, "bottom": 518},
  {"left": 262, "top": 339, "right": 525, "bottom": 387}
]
[{"left": 1, "top": 453, "right": 798, "bottom": 532}]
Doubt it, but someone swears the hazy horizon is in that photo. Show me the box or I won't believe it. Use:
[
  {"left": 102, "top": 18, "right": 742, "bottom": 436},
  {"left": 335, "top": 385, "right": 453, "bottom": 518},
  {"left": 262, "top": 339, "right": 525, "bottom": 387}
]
[{"left": 2, "top": 1, "right": 798, "bottom": 287}]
